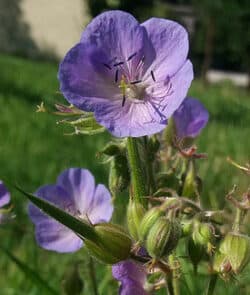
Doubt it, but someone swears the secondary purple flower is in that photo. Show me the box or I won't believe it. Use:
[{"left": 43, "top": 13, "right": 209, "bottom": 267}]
[
  {"left": 59, "top": 10, "right": 193, "bottom": 137},
  {"left": 173, "top": 97, "right": 209, "bottom": 139},
  {"left": 28, "top": 168, "right": 113, "bottom": 253},
  {"left": 112, "top": 260, "right": 149, "bottom": 295},
  {"left": 0, "top": 180, "right": 11, "bottom": 223}
]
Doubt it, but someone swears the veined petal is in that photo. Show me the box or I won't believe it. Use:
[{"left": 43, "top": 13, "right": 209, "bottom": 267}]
[
  {"left": 28, "top": 185, "right": 83, "bottom": 253},
  {"left": 142, "top": 18, "right": 189, "bottom": 80},
  {"left": 34, "top": 219, "right": 83, "bottom": 253},
  {"left": 87, "top": 184, "right": 113, "bottom": 224},
  {"left": 57, "top": 168, "right": 95, "bottom": 215},
  {"left": 59, "top": 43, "right": 120, "bottom": 111},
  {"left": 94, "top": 100, "right": 167, "bottom": 137},
  {"left": 148, "top": 60, "right": 194, "bottom": 120},
  {"left": 80, "top": 11, "right": 146, "bottom": 64},
  {"left": 112, "top": 260, "right": 147, "bottom": 284}
]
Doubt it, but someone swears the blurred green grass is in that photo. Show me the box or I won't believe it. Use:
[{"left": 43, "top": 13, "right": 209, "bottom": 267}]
[{"left": 0, "top": 54, "right": 249, "bottom": 294}]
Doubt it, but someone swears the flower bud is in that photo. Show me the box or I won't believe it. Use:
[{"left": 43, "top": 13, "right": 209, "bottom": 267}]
[
  {"left": 139, "top": 207, "right": 165, "bottom": 243},
  {"left": 192, "top": 221, "right": 214, "bottom": 254},
  {"left": 187, "top": 238, "right": 204, "bottom": 269},
  {"left": 146, "top": 217, "right": 181, "bottom": 259},
  {"left": 85, "top": 223, "right": 132, "bottom": 265},
  {"left": 182, "top": 160, "right": 202, "bottom": 200},
  {"left": 109, "top": 155, "right": 130, "bottom": 195},
  {"left": 187, "top": 221, "right": 214, "bottom": 269},
  {"left": 213, "top": 232, "right": 250, "bottom": 276},
  {"left": 127, "top": 200, "right": 146, "bottom": 241},
  {"left": 181, "top": 220, "right": 193, "bottom": 237}
]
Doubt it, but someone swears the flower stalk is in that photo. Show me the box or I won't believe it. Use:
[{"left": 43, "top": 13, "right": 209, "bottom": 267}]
[
  {"left": 127, "top": 137, "right": 147, "bottom": 206},
  {"left": 169, "top": 254, "right": 180, "bottom": 295}
]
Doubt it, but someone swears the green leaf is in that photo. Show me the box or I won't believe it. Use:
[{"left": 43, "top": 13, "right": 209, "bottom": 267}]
[
  {"left": 15, "top": 185, "right": 98, "bottom": 243},
  {"left": 0, "top": 246, "right": 58, "bottom": 295}
]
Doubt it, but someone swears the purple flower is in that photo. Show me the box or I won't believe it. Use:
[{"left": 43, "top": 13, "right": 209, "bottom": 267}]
[
  {"left": 173, "top": 97, "right": 209, "bottom": 139},
  {"left": 59, "top": 10, "right": 193, "bottom": 137},
  {"left": 112, "top": 260, "right": 149, "bottom": 295},
  {"left": 28, "top": 168, "right": 113, "bottom": 253},
  {"left": 0, "top": 181, "right": 10, "bottom": 208},
  {"left": 0, "top": 180, "right": 11, "bottom": 223}
]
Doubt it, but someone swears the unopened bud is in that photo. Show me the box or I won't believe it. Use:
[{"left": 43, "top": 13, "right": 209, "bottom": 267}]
[
  {"left": 182, "top": 160, "right": 201, "bottom": 200},
  {"left": 146, "top": 217, "right": 181, "bottom": 259},
  {"left": 139, "top": 207, "right": 165, "bottom": 243},
  {"left": 85, "top": 223, "right": 132, "bottom": 264},
  {"left": 181, "top": 220, "right": 193, "bottom": 237},
  {"left": 127, "top": 200, "right": 146, "bottom": 241},
  {"left": 187, "top": 238, "right": 204, "bottom": 269},
  {"left": 192, "top": 221, "right": 214, "bottom": 254},
  {"left": 213, "top": 232, "right": 250, "bottom": 276},
  {"left": 139, "top": 199, "right": 180, "bottom": 243}
]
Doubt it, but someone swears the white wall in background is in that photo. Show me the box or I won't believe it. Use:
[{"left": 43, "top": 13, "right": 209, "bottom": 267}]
[{"left": 21, "top": 0, "right": 90, "bottom": 58}]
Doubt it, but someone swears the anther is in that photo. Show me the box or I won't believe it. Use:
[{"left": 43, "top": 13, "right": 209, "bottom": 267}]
[
  {"left": 130, "top": 80, "right": 142, "bottom": 85},
  {"left": 151, "top": 70, "right": 156, "bottom": 82},
  {"left": 122, "top": 94, "right": 126, "bottom": 107},
  {"left": 103, "top": 63, "right": 111, "bottom": 70},
  {"left": 114, "top": 61, "right": 124, "bottom": 67},
  {"left": 115, "top": 69, "right": 119, "bottom": 83},
  {"left": 127, "top": 52, "right": 137, "bottom": 61}
]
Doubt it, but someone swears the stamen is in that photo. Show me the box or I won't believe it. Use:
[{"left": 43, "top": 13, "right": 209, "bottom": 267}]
[
  {"left": 151, "top": 70, "right": 156, "bottom": 82},
  {"left": 122, "top": 94, "right": 126, "bottom": 107},
  {"left": 114, "top": 61, "right": 124, "bottom": 67},
  {"left": 115, "top": 69, "right": 119, "bottom": 83},
  {"left": 127, "top": 52, "right": 137, "bottom": 61},
  {"left": 136, "top": 55, "right": 145, "bottom": 69},
  {"left": 130, "top": 80, "right": 142, "bottom": 85},
  {"left": 103, "top": 63, "right": 111, "bottom": 70}
]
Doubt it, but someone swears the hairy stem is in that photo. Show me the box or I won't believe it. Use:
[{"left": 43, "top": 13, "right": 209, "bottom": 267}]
[
  {"left": 232, "top": 207, "right": 245, "bottom": 233},
  {"left": 169, "top": 254, "right": 180, "bottom": 295},
  {"left": 127, "top": 137, "right": 147, "bottom": 206}
]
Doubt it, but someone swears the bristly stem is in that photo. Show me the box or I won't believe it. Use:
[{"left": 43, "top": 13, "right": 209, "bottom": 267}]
[
  {"left": 232, "top": 207, "right": 245, "bottom": 233},
  {"left": 127, "top": 137, "right": 147, "bottom": 206},
  {"left": 169, "top": 254, "right": 180, "bottom": 295},
  {"left": 88, "top": 256, "right": 99, "bottom": 295},
  {"left": 206, "top": 274, "right": 218, "bottom": 295}
]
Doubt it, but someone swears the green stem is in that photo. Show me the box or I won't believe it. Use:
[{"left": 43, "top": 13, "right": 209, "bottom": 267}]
[
  {"left": 169, "top": 254, "right": 180, "bottom": 295},
  {"left": 143, "top": 136, "right": 156, "bottom": 194},
  {"left": 127, "top": 137, "right": 147, "bottom": 206},
  {"left": 206, "top": 274, "right": 218, "bottom": 295},
  {"left": 232, "top": 207, "right": 245, "bottom": 233},
  {"left": 88, "top": 256, "right": 99, "bottom": 295},
  {"left": 166, "top": 274, "right": 174, "bottom": 295}
]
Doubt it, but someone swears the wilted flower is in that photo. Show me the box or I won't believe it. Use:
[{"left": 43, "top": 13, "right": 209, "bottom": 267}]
[
  {"left": 29, "top": 168, "right": 113, "bottom": 253},
  {"left": 112, "top": 260, "right": 149, "bottom": 295},
  {"left": 173, "top": 97, "right": 209, "bottom": 139},
  {"left": 0, "top": 180, "right": 11, "bottom": 223},
  {"left": 59, "top": 10, "right": 193, "bottom": 137}
]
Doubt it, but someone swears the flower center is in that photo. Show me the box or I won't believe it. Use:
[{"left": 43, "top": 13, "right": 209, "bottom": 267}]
[
  {"left": 118, "top": 74, "right": 145, "bottom": 106},
  {"left": 103, "top": 52, "right": 156, "bottom": 107}
]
